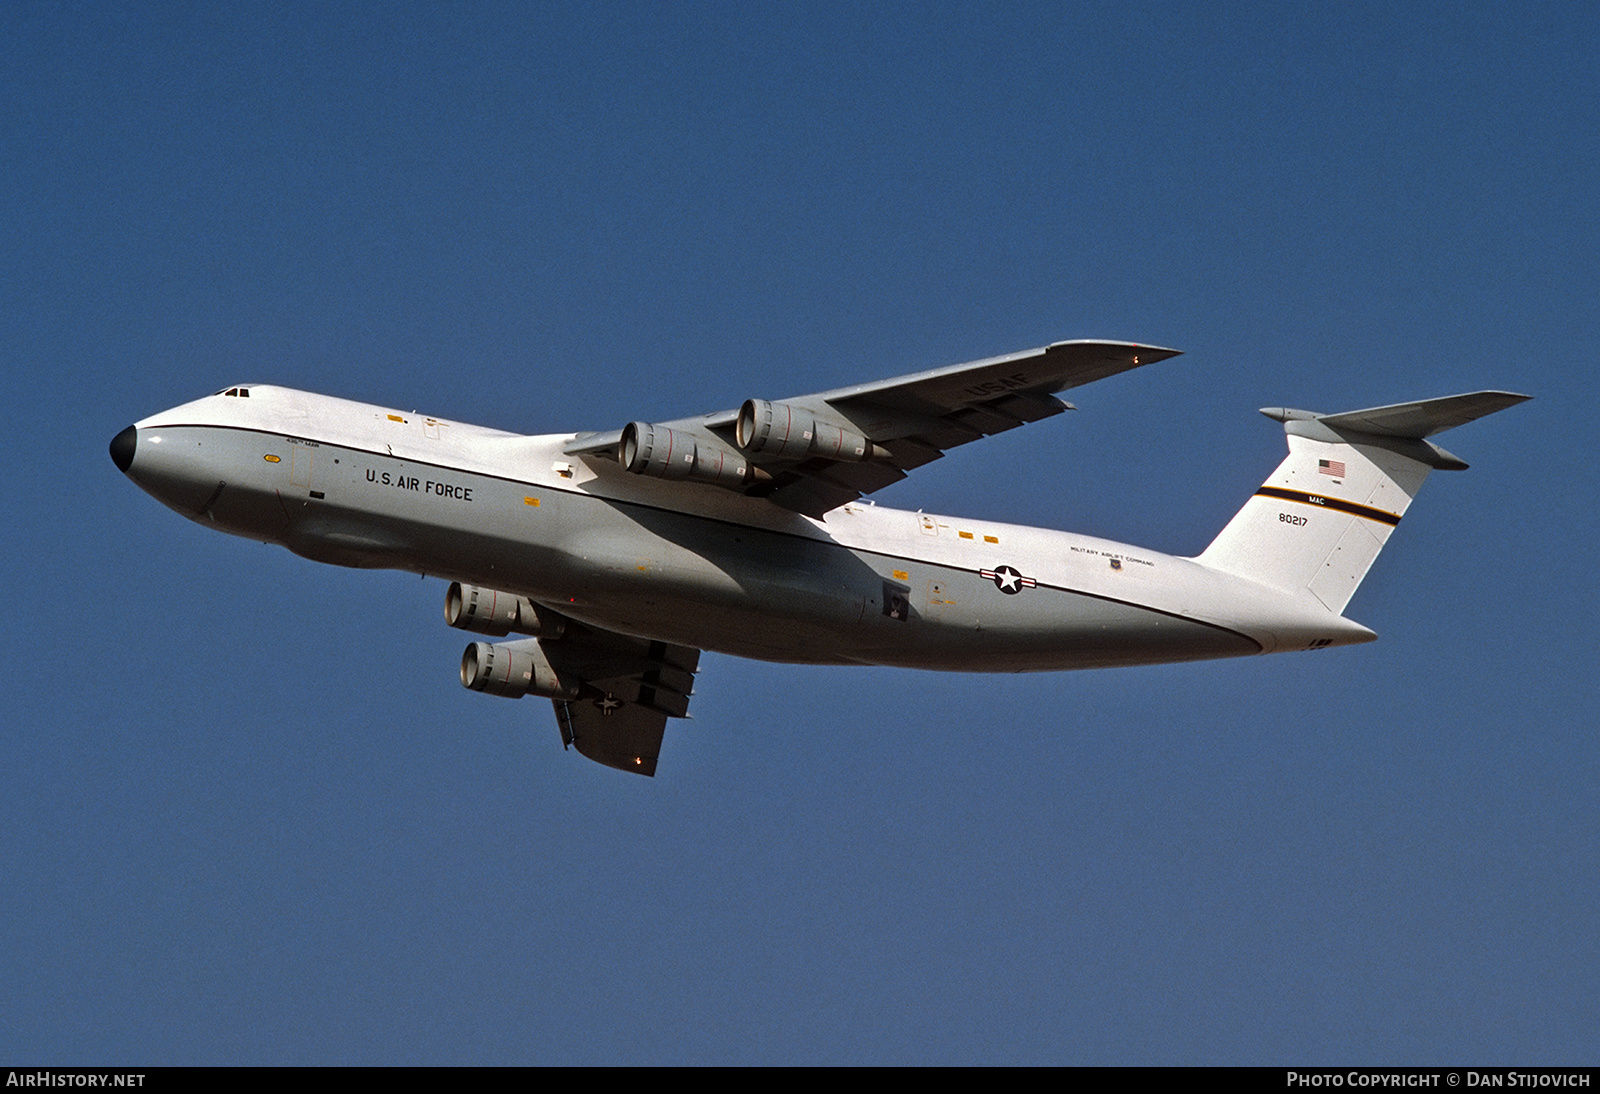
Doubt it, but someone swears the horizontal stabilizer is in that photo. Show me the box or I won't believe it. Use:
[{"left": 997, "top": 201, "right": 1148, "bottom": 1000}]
[
  {"left": 1201, "top": 389, "right": 1528, "bottom": 616},
  {"left": 1263, "top": 390, "right": 1531, "bottom": 439}
]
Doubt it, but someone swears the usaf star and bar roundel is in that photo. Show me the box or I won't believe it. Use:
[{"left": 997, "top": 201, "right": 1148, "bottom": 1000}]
[{"left": 980, "top": 564, "right": 1036, "bottom": 595}]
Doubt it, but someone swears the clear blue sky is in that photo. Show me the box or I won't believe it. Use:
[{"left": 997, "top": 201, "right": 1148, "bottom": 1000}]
[{"left": 3, "top": 1, "right": 1595, "bottom": 1065}]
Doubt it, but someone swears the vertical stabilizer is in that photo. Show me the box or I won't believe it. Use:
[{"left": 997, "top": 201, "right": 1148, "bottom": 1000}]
[{"left": 1196, "top": 391, "right": 1527, "bottom": 614}]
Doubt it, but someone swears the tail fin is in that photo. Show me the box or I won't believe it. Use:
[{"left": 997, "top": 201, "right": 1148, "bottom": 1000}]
[{"left": 1196, "top": 391, "right": 1528, "bottom": 614}]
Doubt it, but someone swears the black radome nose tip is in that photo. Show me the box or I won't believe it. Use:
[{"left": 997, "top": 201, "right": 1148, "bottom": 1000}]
[{"left": 109, "top": 425, "right": 137, "bottom": 473}]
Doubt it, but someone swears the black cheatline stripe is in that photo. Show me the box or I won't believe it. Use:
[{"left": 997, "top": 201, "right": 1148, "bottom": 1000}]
[
  {"left": 1255, "top": 486, "right": 1401, "bottom": 526},
  {"left": 1027, "top": 580, "right": 1265, "bottom": 653}
]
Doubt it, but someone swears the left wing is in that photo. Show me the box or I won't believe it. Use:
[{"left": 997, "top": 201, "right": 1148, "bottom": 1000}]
[
  {"left": 545, "top": 628, "right": 700, "bottom": 777},
  {"left": 566, "top": 339, "right": 1179, "bottom": 516}
]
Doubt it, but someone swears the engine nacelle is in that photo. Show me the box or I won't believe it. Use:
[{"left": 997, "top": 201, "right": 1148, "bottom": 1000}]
[
  {"left": 459, "top": 638, "right": 581, "bottom": 700},
  {"left": 735, "top": 399, "right": 877, "bottom": 462},
  {"left": 618, "top": 421, "right": 759, "bottom": 490},
  {"left": 444, "top": 583, "right": 567, "bottom": 638}
]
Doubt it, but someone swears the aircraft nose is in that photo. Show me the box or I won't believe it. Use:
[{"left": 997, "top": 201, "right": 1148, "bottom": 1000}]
[{"left": 109, "top": 425, "right": 137, "bottom": 473}]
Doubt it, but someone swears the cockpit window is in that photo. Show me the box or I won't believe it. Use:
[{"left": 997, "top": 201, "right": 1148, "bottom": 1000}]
[{"left": 214, "top": 387, "right": 252, "bottom": 397}]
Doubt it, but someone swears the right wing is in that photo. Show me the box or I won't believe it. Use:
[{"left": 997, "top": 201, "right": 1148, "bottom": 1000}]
[
  {"left": 566, "top": 339, "right": 1179, "bottom": 517},
  {"left": 543, "top": 626, "right": 700, "bottom": 777}
]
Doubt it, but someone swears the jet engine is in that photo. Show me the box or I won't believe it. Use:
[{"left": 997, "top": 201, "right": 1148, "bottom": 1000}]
[
  {"left": 618, "top": 421, "right": 767, "bottom": 490},
  {"left": 444, "top": 582, "right": 567, "bottom": 638},
  {"left": 735, "top": 399, "right": 881, "bottom": 462},
  {"left": 459, "top": 638, "right": 581, "bottom": 701}
]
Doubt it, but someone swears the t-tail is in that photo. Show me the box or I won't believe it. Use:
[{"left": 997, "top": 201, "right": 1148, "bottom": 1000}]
[{"left": 1196, "top": 390, "right": 1529, "bottom": 615}]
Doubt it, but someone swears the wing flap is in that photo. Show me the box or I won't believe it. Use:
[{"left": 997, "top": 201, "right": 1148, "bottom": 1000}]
[
  {"left": 750, "top": 474, "right": 863, "bottom": 518},
  {"left": 988, "top": 389, "right": 1072, "bottom": 423},
  {"left": 945, "top": 403, "right": 1028, "bottom": 435},
  {"left": 876, "top": 435, "right": 945, "bottom": 470},
  {"left": 794, "top": 458, "right": 908, "bottom": 494}
]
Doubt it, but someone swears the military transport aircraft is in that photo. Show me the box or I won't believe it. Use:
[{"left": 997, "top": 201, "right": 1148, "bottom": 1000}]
[{"left": 110, "top": 341, "right": 1527, "bottom": 775}]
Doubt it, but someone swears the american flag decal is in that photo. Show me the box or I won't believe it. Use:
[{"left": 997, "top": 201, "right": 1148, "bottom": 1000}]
[{"left": 1319, "top": 459, "right": 1346, "bottom": 478}]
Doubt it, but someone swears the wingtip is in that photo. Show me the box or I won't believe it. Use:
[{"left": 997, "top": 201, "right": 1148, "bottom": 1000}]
[{"left": 1044, "top": 339, "right": 1182, "bottom": 362}]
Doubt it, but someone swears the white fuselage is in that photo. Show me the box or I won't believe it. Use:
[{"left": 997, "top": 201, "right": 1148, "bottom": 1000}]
[{"left": 117, "top": 385, "right": 1374, "bottom": 671}]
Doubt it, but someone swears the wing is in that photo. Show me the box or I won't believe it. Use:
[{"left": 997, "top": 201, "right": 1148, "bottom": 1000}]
[
  {"left": 566, "top": 340, "right": 1180, "bottom": 516},
  {"left": 543, "top": 626, "right": 700, "bottom": 777}
]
